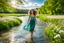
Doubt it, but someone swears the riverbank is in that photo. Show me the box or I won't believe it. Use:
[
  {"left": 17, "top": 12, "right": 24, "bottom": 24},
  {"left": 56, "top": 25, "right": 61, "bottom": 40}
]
[
  {"left": 0, "top": 16, "right": 22, "bottom": 33},
  {"left": 0, "top": 14, "right": 28, "bottom": 17},
  {"left": 0, "top": 16, "right": 50, "bottom": 43},
  {"left": 37, "top": 14, "right": 64, "bottom": 43}
]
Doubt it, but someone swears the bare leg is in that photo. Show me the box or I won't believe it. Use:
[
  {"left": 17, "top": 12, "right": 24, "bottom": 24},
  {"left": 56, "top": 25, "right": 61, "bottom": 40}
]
[
  {"left": 26, "top": 32, "right": 33, "bottom": 43},
  {"left": 31, "top": 31, "right": 33, "bottom": 40}
]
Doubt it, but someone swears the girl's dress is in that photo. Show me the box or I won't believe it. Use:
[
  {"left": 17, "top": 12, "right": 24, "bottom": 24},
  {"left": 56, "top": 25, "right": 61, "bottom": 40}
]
[{"left": 23, "top": 15, "right": 36, "bottom": 32}]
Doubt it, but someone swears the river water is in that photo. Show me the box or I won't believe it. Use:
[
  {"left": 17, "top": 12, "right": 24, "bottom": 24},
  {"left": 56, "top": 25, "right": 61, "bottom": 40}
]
[{"left": 0, "top": 16, "right": 50, "bottom": 43}]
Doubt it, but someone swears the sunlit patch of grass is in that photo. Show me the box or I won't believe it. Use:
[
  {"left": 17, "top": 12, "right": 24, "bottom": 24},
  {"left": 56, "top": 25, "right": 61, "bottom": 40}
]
[{"left": 0, "top": 13, "right": 28, "bottom": 17}]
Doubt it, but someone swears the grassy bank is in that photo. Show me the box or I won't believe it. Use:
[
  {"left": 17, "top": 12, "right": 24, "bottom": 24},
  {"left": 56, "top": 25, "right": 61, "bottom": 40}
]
[
  {"left": 0, "top": 13, "right": 28, "bottom": 17},
  {"left": 37, "top": 15, "right": 64, "bottom": 43},
  {"left": 0, "top": 16, "right": 22, "bottom": 32}
]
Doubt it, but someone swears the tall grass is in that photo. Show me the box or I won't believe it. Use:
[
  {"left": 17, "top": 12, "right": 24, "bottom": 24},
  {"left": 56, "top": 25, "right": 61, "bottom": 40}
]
[
  {"left": 37, "top": 14, "right": 64, "bottom": 43},
  {"left": 0, "top": 18, "right": 22, "bottom": 31},
  {"left": 0, "top": 14, "right": 28, "bottom": 17}
]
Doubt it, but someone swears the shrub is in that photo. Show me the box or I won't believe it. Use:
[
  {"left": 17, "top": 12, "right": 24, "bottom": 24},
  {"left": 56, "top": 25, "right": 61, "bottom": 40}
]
[
  {"left": 0, "top": 21, "right": 9, "bottom": 31},
  {"left": 0, "top": 18, "right": 22, "bottom": 31},
  {"left": 37, "top": 15, "right": 64, "bottom": 43}
]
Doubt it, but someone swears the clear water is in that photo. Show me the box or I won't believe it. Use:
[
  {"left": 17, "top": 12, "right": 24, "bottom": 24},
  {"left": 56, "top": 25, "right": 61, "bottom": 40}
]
[{"left": 0, "top": 16, "right": 49, "bottom": 43}]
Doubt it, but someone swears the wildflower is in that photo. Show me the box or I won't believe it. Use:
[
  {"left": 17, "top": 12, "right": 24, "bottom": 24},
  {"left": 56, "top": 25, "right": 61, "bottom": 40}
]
[
  {"left": 59, "top": 30, "right": 64, "bottom": 34},
  {"left": 54, "top": 34, "right": 60, "bottom": 39}
]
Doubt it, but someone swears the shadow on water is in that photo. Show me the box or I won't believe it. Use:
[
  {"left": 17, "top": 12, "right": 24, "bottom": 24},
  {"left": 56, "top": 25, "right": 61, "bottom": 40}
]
[{"left": 0, "top": 16, "right": 50, "bottom": 43}]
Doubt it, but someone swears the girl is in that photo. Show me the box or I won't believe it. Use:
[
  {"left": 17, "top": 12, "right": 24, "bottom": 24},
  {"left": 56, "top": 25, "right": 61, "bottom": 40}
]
[{"left": 24, "top": 9, "right": 37, "bottom": 41}]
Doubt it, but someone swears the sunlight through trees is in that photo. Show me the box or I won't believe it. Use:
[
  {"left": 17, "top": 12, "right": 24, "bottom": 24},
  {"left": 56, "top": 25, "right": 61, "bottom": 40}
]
[{"left": 38, "top": 0, "right": 64, "bottom": 15}]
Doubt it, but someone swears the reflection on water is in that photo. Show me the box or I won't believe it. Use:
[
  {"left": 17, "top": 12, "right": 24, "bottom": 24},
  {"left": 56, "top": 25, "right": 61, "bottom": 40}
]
[{"left": 0, "top": 16, "right": 49, "bottom": 43}]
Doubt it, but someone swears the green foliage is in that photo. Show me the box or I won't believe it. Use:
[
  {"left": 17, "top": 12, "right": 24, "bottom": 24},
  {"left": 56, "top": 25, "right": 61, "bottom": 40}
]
[
  {"left": 38, "top": 0, "right": 64, "bottom": 15},
  {"left": 37, "top": 14, "right": 48, "bottom": 21},
  {"left": 0, "top": 18, "right": 22, "bottom": 31},
  {"left": 15, "top": 18, "right": 22, "bottom": 22},
  {"left": 37, "top": 15, "right": 64, "bottom": 43},
  {"left": 0, "top": 14, "right": 28, "bottom": 17},
  {"left": 7, "top": 21, "right": 14, "bottom": 28},
  {"left": 11, "top": 19, "right": 21, "bottom": 26},
  {"left": 0, "top": 0, "right": 16, "bottom": 12},
  {"left": 0, "top": 21, "right": 9, "bottom": 31}
]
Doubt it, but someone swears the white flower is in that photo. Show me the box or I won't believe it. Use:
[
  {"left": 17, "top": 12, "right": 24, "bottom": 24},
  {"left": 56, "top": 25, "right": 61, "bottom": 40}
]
[
  {"left": 59, "top": 30, "right": 64, "bottom": 34},
  {"left": 54, "top": 34, "right": 60, "bottom": 39}
]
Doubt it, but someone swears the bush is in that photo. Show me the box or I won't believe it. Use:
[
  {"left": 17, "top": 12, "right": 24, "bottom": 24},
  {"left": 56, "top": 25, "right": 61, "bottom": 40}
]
[
  {"left": 0, "top": 21, "right": 9, "bottom": 31},
  {"left": 12, "top": 19, "right": 21, "bottom": 26},
  {"left": 0, "top": 18, "right": 22, "bottom": 31},
  {"left": 45, "top": 19, "right": 64, "bottom": 43},
  {"left": 37, "top": 15, "right": 64, "bottom": 43},
  {"left": 15, "top": 18, "right": 22, "bottom": 23},
  {"left": 7, "top": 21, "right": 14, "bottom": 28}
]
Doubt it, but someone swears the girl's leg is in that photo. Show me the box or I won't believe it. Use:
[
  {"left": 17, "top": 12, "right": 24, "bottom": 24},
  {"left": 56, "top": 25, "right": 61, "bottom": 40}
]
[
  {"left": 30, "top": 28, "right": 34, "bottom": 39},
  {"left": 29, "top": 29, "right": 35, "bottom": 43},
  {"left": 29, "top": 31, "right": 33, "bottom": 43},
  {"left": 31, "top": 31, "right": 33, "bottom": 39}
]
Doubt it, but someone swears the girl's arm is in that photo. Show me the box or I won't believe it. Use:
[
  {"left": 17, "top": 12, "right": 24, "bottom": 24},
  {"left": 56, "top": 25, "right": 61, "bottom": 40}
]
[{"left": 28, "top": 10, "right": 30, "bottom": 23}]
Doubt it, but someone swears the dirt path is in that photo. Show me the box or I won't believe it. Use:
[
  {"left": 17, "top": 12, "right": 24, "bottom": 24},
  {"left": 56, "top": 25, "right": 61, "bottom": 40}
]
[{"left": 47, "top": 16, "right": 64, "bottom": 19}]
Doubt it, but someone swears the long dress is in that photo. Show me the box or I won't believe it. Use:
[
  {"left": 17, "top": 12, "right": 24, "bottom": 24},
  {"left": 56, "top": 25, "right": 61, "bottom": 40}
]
[{"left": 23, "top": 15, "right": 36, "bottom": 32}]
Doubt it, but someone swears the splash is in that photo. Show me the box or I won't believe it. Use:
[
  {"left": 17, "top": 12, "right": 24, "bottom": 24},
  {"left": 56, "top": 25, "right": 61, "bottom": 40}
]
[{"left": 9, "top": 32, "right": 15, "bottom": 43}]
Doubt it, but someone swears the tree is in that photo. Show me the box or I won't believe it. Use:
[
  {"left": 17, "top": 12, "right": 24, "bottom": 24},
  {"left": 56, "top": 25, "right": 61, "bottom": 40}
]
[
  {"left": 0, "top": 0, "right": 16, "bottom": 12},
  {"left": 38, "top": 0, "right": 64, "bottom": 15},
  {"left": 0, "top": 0, "right": 23, "bottom": 13}
]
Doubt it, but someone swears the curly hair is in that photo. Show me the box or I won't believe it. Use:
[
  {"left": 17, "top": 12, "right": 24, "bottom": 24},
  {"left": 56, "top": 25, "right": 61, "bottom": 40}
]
[{"left": 28, "top": 9, "right": 37, "bottom": 16}]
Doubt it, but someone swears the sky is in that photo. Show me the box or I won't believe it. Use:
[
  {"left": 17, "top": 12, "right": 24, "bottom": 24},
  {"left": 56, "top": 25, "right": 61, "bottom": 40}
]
[
  {"left": 9, "top": 0, "right": 46, "bottom": 9},
  {"left": 25, "top": 0, "right": 44, "bottom": 4}
]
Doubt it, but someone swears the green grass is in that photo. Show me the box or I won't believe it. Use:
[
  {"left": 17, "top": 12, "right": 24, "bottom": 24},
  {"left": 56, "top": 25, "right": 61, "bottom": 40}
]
[
  {"left": 37, "top": 14, "right": 64, "bottom": 43},
  {"left": 0, "top": 13, "right": 27, "bottom": 32},
  {"left": 1, "top": 14, "right": 64, "bottom": 43},
  {"left": 0, "top": 13, "right": 28, "bottom": 17},
  {"left": 0, "top": 17, "right": 22, "bottom": 32}
]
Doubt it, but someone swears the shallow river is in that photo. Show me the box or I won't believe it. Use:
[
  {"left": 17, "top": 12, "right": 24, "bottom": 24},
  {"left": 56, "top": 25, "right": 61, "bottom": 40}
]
[{"left": 0, "top": 16, "right": 50, "bottom": 43}]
